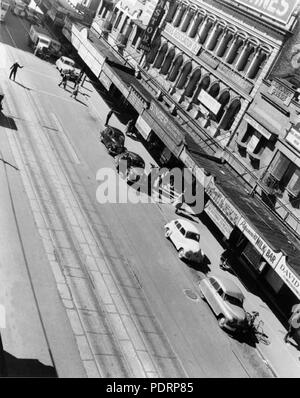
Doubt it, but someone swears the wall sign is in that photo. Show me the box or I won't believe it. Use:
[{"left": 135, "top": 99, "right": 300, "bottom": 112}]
[
  {"left": 206, "top": 179, "right": 241, "bottom": 225},
  {"left": 237, "top": 217, "right": 283, "bottom": 267},
  {"left": 164, "top": 23, "right": 201, "bottom": 55},
  {"left": 198, "top": 90, "right": 221, "bottom": 115},
  {"left": 274, "top": 256, "right": 300, "bottom": 299},
  {"left": 139, "top": 0, "right": 167, "bottom": 52},
  {"left": 231, "top": 0, "right": 298, "bottom": 24},
  {"left": 205, "top": 200, "right": 234, "bottom": 239},
  {"left": 286, "top": 128, "right": 300, "bottom": 153}
]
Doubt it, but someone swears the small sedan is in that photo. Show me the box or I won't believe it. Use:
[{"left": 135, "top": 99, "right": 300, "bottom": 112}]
[
  {"left": 164, "top": 219, "right": 203, "bottom": 262},
  {"left": 115, "top": 151, "right": 145, "bottom": 183},
  {"left": 56, "top": 56, "right": 80, "bottom": 75},
  {"left": 100, "top": 126, "right": 125, "bottom": 156},
  {"left": 198, "top": 276, "right": 247, "bottom": 332}
]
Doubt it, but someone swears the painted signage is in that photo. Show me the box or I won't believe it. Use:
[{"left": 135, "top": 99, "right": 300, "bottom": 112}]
[
  {"left": 238, "top": 217, "right": 283, "bottom": 267},
  {"left": 139, "top": 0, "right": 167, "bottom": 52},
  {"left": 268, "top": 79, "right": 294, "bottom": 106},
  {"left": 148, "top": 101, "right": 183, "bottom": 145},
  {"left": 217, "top": 63, "right": 253, "bottom": 93},
  {"left": 286, "top": 128, "right": 300, "bottom": 153},
  {"left": 205, "top": 201, "right": 234, "bottom": 239},
  {"left": 127, "top": 88, "right": 147, "bottom": 113},
  {"left": 136, "top": 115, "right": 152, "bottom": 139},
  {"left": 198, "top": 90, "right": 221, "bottom": 115},
  {"left": 232, "top": 0, "right": 297, "bottom": 24},
  {"left": 274, "top": 256, "right": 300, "bottom": 299},
  {"left": 206, "top": 179, "right": 241, "bottom": 225},
  {"left": 164, "top": 23, "right": 201, "bottom": 55}
]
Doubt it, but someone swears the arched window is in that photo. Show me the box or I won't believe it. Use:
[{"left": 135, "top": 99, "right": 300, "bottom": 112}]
[
  {"left": 198, "top": 18, "right": 213, "bottom": 44},
  {"left": 246, "top": 49, "right": 268, "bottom": 80},
  {"left": 220, "top": 99, "right": 241, "bottom": 131},
  {"left": 168, "top": 55, "right": 184, "bottom": 82},
  {"left": 208, "top": 82, "right": 220, "bottom": 98},
  {"left": 205, "top": 23, "right": 225, "bottom": 52},
  {"left": 153, "top": 43, "right": 168, "bottom": 69},
  {"left": 216, "top": 91, "right": 230, "bottom": 122},
  {"left": 188, "top": 13, "right": 205, "bottom": 38},
  {"left": 184, "top": 68, "right": 201, "bottom": 97},
  {"left": 193, "top": 74, "right": 211, "bottom": 103},
  {"left": 176, "top": 62, "right": 192, "bottom": 89},
  {"left": 181, "top": 10, "right": 194, "bottom": 32},
  {"left": 161, "top": 48, "right": 176, "bottom": 75},
  {"left": 174, "top": 6, "right": 186, "bottom": 27},
  {"left": 114, "top": 11, "right": 123, "bottom": 29},
  {"left": 146, "top": 38, "right": 161, "bottom": 64},
  {"left": 224, "top": 35, "right": 244, "bottom": 64},
  {"left": 216, "top": 30, "right": 234, "bottom": 58},
  {"left": 234, "top": 42, "right": 255, "bottom": 72}
]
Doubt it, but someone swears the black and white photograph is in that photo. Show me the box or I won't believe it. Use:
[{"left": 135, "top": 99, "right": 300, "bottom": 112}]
[{"left": 0, "top": 0, "right": 300, "bottom": 382}]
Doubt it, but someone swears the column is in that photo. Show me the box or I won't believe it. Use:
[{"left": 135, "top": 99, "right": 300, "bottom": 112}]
[
  {"left": 180, "top": 8, "right": 194, "bottom": 32},
  {"left": 173, "top": 3, "right": 185, "bottom": 27},
  {"left": 205, "top": 23, "right": 221, "bottom": 51},
  {"left": 245, "top": 48, "right": 266, "bottom": 79},
  {"left": 224, "top": 35, "right": 242, "bottom": 64},
  {"left": 187, "top": 12, "right": 202, "bottom": 38},
  {"left": 234, "top": 42, "right": 253, "bottom": 71},
  {"left": 197, "top": 17, "right": 212, "bottom": 44}
]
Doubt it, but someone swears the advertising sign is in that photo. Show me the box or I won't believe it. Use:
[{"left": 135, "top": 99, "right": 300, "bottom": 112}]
[
  {"left": 198, "top": 90, "right": 221, "bottom": 115},
  {"left": 274, "top": 256, "right": 300, "bottom": 299},
  {"left": 232, "top": 0, "right": 298, "bottom": 24},
  {"left": 237, "top": 217, "right": 283, "bottom": 267},
  {"left": 286, "top": 128, "right": 300, "bottom": 153},
  {"left": 204, "top": 201, "right": 234, "bottom": 239},
  {"left": 139, "top": 0, "right": 167, "bottom": 52}
]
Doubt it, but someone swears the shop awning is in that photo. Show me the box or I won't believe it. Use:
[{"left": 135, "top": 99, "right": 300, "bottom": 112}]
[{"left": 184, "top": 135, "right": 300, "bottom": 274}]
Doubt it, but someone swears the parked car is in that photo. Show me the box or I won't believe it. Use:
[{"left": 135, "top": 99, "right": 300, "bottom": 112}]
[
  {"left": 115, "top": 151, "right": 145, "bottom": 183},
  {"left": 100, "top": 126, "right": 125, "bottom": 156},
  {"left": 56, "top": 56, "right": 80, "bottom": 76},
  {"left": 198, "top": 276, "right": 247, "bottom": 332},
  {"left": 164, "top": 219, "right": 203, "bottom": 262}
]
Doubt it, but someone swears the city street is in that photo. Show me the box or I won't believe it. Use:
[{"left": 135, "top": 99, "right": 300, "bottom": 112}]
[{"left": 0, "top": 12, "right": 273, "bottom": 377}]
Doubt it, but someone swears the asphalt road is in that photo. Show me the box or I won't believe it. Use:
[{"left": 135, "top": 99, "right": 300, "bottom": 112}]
[{"left": 0, "top": 12, "right": 273, "bottom": 377}]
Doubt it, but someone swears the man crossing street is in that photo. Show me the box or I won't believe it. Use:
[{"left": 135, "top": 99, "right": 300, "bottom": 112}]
[{"left": 9, "top": 62, "right": 23, "bottom": 81}]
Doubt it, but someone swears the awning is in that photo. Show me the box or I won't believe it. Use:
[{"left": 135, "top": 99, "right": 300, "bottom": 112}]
[{"left": 184, "top": 135, "right": 300, "bottom": 275}]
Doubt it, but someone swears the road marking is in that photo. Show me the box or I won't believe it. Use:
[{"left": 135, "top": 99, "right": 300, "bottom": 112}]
[{"left": 4, "top": 24, "right": 17, "bottom": 48}]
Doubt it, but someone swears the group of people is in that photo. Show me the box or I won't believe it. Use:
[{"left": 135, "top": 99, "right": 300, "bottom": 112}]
[{"left": 58, "top": 70, "right": 83, "bottom": 100}]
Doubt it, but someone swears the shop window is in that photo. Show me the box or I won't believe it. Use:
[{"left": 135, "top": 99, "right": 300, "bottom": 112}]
[{"left": 168, "top": 55, "right": 183, "bottom": 82}]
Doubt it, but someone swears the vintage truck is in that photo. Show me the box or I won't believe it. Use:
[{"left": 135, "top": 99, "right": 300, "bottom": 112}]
[{"left": 28, "top": 24, "right": 61, "bottom": 59}]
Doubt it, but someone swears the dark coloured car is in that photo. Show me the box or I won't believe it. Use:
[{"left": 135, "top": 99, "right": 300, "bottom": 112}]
[
  {"left": 115, "top": 151, "right": 145, "bottom": 183},
  {"left": 100, "top": 127, "right": 125, "bottom": 156}
]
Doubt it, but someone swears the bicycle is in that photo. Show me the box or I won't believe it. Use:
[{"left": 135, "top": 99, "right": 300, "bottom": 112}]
[{"left": 245, "top": 311, "right": 271, "bottom": 345}]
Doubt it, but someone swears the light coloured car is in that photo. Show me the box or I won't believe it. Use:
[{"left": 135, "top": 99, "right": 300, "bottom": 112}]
[
  {"left": 56, "top": 56, "right": 80, "bottom": 75},
  {"left": 164, "top": 219, "right": 203, "bottom": 261},
  {"left": 198, "top": 276, "right": 247, "bottom": 332}
]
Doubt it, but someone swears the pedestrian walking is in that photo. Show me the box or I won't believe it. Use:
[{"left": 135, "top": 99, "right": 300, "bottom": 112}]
[
  {"left": 58, "top": 72, "right": 68, "bottom": 90},
  {"left": 70, "top": 85, "right": 79, "bottom": 100},
  {"left": 284, "top": 305, "right": 300, "bottom": 344},
  {"left": 9, "top": 62, "right": 23, "bottom": 81},
  {"left": 125, "top": 119, "right": 135, "bottom": 136},
  {"left": 105, "top": 109, "right": 114, "bottom": 126}
]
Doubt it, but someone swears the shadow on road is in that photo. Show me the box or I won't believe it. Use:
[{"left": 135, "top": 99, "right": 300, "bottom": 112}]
[
  {"left": 13, "top": 81, "right": 31, "bottom": 91},
  {"left": 0, "top": 113, "right": 18, "bottom": 130},
  {"left": 0, "top": 351, "right": 57, "bottom": 377}
]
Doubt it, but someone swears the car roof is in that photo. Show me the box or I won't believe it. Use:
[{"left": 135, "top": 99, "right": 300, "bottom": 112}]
[
  {"left": 174, "top": 219, "right": 200, "bottom": 233},
  {"left": 211, "top": 276, "right": 244, "bottom": 300}
]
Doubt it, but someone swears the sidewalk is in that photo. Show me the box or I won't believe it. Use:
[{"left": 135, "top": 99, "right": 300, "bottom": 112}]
[{"left": 158, "top": 202, "right": 300, "bottom": 378}]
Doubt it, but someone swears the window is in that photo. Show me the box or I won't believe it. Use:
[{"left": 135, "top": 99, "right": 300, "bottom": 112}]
[
  {"left": 180, "top": 227, "right": 186, "bottom": 235},
  {"left": 270, "top": 152, "right": 290, "bottom": 181},
  {"left": 287, "top": 169, "right": 300, "bottom": 197},
  {"left": 224, "top": 294, "right": 243, "bottom": 307},
  {"left": 131, "top": 27, "right": 142, "bottom": 47},
  {"left": 209, "top": 278, "right": 220, "bottom": 291},
  {"left": 186, "top": 231, "right": 200, "bottom": 242},
  {"left": 114, "top": 12, "right": 123, "bottom": 29}
]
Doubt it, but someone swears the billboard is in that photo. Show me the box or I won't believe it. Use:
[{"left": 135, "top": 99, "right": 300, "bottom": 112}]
[{"left": 231, "top": 0, "right": 298, "bottom": 24}]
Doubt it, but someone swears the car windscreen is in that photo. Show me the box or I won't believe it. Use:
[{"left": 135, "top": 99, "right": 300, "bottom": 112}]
[
  {"left": 130, "top": 156, "right": 144, "bottom": 168},
  {"left": 224, "top": 294, "right": 243, "bottom": 307},
  {"left": 63, "top": 59, "right": 74, "bottom": 66},
  {"left": 186, "top": 231, "right": 200, "bottom": 242}
]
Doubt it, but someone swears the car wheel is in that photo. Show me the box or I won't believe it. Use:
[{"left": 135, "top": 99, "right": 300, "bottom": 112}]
[
  {"left": 165, "top": 228, "right": 171, "bottom": 238},
  {"left": 178, "top": 248, "right": 185, "bottom": 259},
  {"left": 218, "top": 316, "right": 226, "bottom": 329}
]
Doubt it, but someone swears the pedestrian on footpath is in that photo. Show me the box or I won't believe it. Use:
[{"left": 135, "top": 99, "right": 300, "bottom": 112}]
[
  {"left": 70, "top": 84, "right": 79, "bottom": 100},
  {"left": 284, "top": 305, "right": 300, "bottom": 344},
  {"left": 105, "top": 109, "right": 114, "bottom": 126},
  {"left": 125, "top": 119, "right": 135, "bottom": 136},
  {"left": 9, "top": 62, "right": 23, "bottom": 81},
  {"left": 58, "top": 72, "right": 68, "bottom": 90}
]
